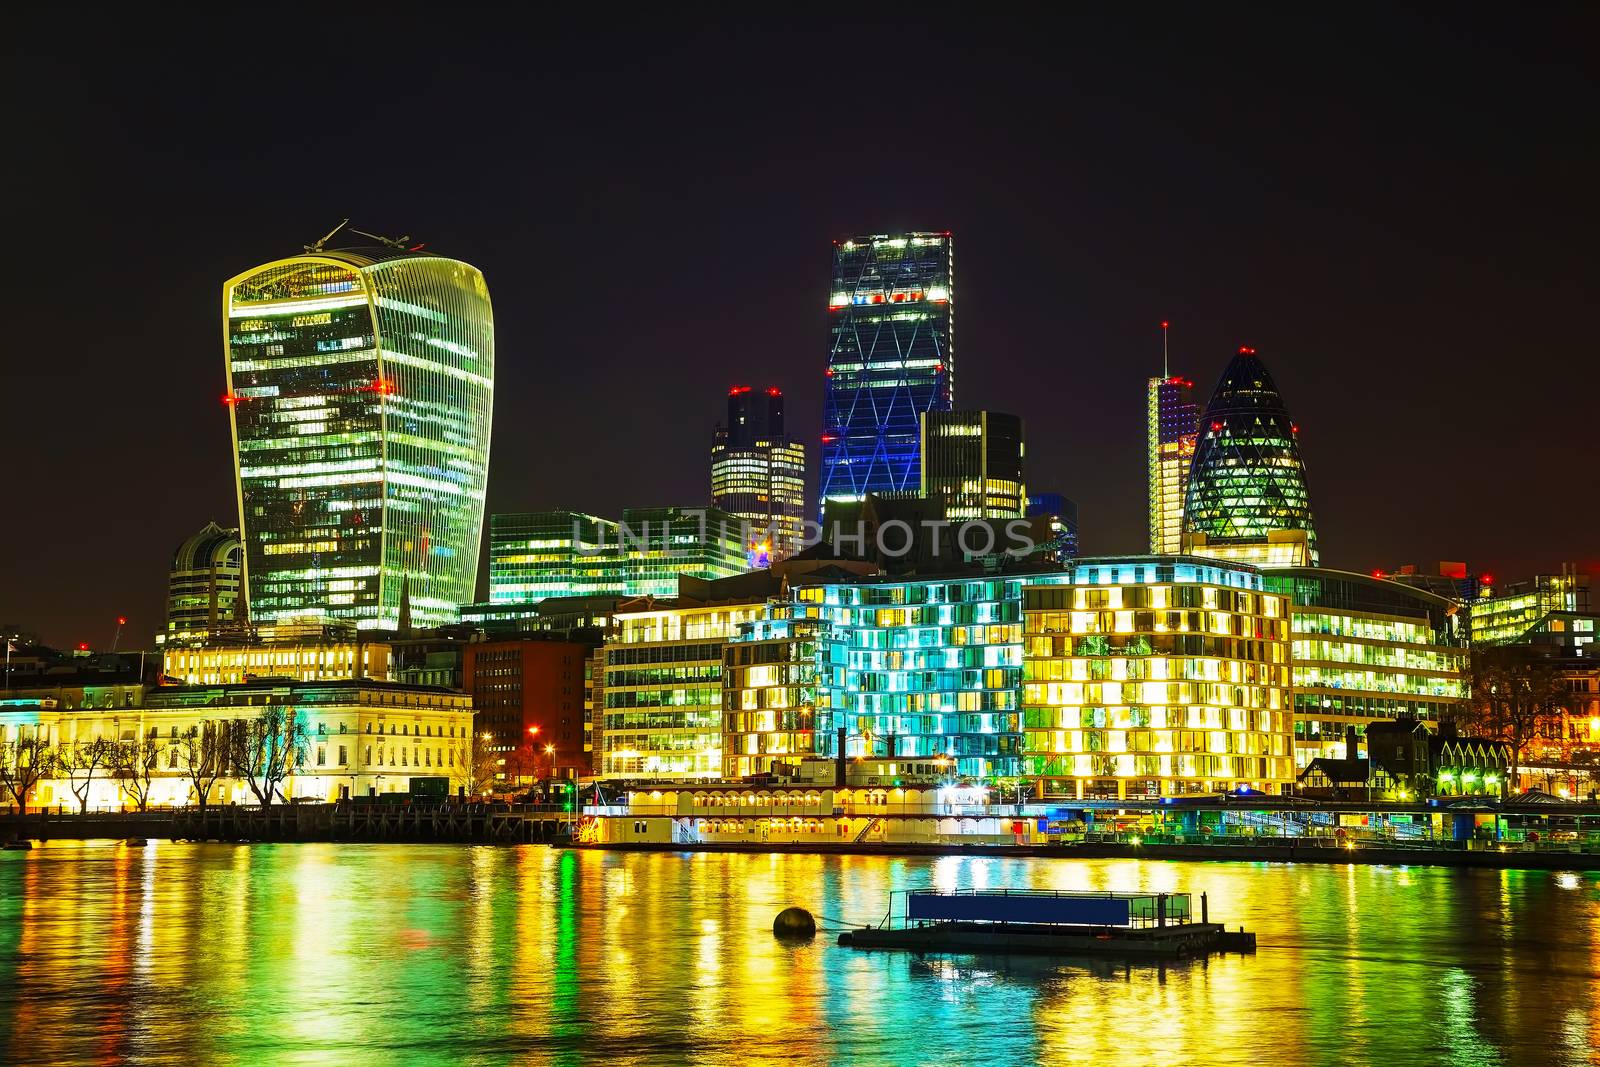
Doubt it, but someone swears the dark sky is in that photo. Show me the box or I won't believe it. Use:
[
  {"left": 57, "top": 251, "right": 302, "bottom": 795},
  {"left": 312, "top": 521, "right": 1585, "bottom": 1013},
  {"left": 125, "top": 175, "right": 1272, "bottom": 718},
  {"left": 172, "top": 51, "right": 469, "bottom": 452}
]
[{"left": 3, "top": 11, "right": 1596, "bottom": 649}]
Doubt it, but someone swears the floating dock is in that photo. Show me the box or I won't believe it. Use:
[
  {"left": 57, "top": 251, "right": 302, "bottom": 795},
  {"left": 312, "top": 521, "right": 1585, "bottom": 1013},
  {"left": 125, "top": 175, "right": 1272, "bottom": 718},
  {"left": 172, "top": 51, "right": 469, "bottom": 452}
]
[{"left": 838, "top": 889, "right": 1255, "bottom": 959}]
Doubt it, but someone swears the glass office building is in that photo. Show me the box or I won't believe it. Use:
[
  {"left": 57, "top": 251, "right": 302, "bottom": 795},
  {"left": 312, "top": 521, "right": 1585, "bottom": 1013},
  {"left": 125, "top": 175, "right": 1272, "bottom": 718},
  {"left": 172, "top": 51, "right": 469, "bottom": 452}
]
[
  {"left": 921, "top": 410, "right": 1026, "bottom": 520},
  {"left": 488, "top": 511, "right": 620, "bottom": 603},
  {"left": 1260, "top": 569, "right": 1467, "bottom": 768},
  {"left": 1021, "top": 556, "right": 1294, "bottom": 798},
  {"left": 601, "top": 599, "right": 766, "bottom": 779},
  {"left": 1184, "top": 348, "right": 1317, "bottom": 567},
  {"left": 1146, "top": 375, "right": 1199, "bottom": 554},
  {"left": 1026, "top": 493, "right": 1079, "bottom": 563},
  {"left": 820, "top": 233, "right": 954, "bottom": 510},
  {"left": 163, "top": 521, "right": 243, "bottom": 645},
  {"left": 794, "top": 573, "right": 1067, "bottom": 779},
  {"left": 722, "top": 609, "right": 828, "bottom": 778},
  {"left": 224, "top": 247, "right": 494, "bottom": 629},
  {"left": 486, "top": 507, "right": 748, "bottom": 605},
  {"left": 710, "top": 386, "right": 807, "bottom": 563}
]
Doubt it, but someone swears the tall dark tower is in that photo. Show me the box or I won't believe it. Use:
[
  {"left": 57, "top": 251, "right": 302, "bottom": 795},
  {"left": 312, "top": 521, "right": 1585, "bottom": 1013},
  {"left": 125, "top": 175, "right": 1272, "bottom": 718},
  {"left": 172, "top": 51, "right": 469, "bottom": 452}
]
[
  {"left": 1184, "top": 347, "right": 1318, "bottom": 566},
  {"left": 711, "top": 387, "right": 806, "bottom": 563},
  {"left": 819, "top": 233, "right": 954, "bottom": 512}
]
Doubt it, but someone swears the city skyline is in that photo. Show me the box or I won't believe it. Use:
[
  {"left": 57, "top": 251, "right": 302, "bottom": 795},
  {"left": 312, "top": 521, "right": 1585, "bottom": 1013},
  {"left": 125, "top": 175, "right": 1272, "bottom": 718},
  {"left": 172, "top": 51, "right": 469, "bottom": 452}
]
[{"left": 5, "top": 12, "right": 1597, "bottom": 648}]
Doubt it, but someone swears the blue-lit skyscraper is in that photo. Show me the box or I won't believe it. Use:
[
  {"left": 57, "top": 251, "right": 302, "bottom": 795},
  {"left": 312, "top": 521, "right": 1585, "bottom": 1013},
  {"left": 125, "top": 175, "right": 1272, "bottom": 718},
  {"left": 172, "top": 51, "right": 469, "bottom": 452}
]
[{"left": 820, "top": 233, "right": 954, "bottom": 511}]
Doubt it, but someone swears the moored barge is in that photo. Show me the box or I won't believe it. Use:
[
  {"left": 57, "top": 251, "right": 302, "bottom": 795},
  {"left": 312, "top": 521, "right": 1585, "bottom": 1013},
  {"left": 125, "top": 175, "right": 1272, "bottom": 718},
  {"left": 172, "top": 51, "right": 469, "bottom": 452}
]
[{"left": 838, "top": 889, "right": 1255, "bottom": 959}]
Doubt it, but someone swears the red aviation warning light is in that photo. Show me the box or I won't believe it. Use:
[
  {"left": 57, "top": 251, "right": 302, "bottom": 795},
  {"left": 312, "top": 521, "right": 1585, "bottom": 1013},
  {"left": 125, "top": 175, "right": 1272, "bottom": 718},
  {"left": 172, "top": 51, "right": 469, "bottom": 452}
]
[
  {"left": 766, "top": 387, "right": 782, "bottom": 397},
  {"left": 729, "top": 385, "right": 752, "bottom": 396},
  {"left": 116, "top": 617, "right": 127, "bottom": 627},
  {"left": 222, "top": 394, "right": 242, "bottom": 405},
  {"left": 1238, "top": 346, "right": 1257, "bottom": 355}
]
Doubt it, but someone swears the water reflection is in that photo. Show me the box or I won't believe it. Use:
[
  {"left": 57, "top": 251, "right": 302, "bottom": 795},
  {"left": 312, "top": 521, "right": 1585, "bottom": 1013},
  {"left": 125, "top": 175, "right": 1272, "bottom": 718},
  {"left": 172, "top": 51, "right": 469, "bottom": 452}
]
[{"left": 0, "top": 844, "right": 1593, "bottom": 1064}]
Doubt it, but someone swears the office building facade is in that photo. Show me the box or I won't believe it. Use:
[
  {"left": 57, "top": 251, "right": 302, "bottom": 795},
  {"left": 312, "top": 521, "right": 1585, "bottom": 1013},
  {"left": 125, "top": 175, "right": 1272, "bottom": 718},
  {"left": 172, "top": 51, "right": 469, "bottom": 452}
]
[
  {"left": 722, "top": 610, "right": 828, "bottom": 778},
  {"left": 794, "top": 573, "right": 1063, "bottom": 779},
  {"left": 921, "top": 410, "right": 1026, "bottom": 520},
  {"left": 1184, "top": 348, "right": 1317, "bottom": 567},
  {"left": 710, "top": 386, "right": 807, "bottom": 563},
  {"left": 164, "top": 522, "right": 244, "bottom": 645},
  {"left": 600, "top": 598, "right": 767, "bottom": 779},
  {"left": 1146, "top": 376, "right": 1199, "bottom": 554},
  {"left": 223, "top": 245, "right": 494, "bottom": 630},
  {"left": 485, "top": 507, "right": 748, "bottom": 605},
  {"left": 1021, "top": 556, "right": 1294, "bottom": 798},
  {"left": 1026, "top": 493, "right": 1079, "bottom": 563},
  {"left": 1261, "top": 568, "right": 1468, "bottom": 768},
  {"left": 820, "top": 233, "right": 954, "bottom": 509}
]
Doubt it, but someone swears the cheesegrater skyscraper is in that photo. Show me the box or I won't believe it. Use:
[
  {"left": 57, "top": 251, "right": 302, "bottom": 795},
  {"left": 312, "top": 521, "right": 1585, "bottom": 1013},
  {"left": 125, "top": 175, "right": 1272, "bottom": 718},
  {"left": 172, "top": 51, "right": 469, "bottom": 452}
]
[
  {"left": 223, "top": 234, "right": 494, "bottom": 630},
  {"left": 820, "top": 232, "right": 954, "bottom": 510}
]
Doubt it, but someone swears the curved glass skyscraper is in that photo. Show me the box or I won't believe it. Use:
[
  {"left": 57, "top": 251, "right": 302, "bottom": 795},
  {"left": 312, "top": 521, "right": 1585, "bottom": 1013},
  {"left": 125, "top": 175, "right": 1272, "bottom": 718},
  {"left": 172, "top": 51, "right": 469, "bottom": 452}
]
[
  {"left": 1183, "top": 347, "right": 1317, "bottom": 566},
  {"left": 223, "top": 247, "right": 494, "bottom": 630}
]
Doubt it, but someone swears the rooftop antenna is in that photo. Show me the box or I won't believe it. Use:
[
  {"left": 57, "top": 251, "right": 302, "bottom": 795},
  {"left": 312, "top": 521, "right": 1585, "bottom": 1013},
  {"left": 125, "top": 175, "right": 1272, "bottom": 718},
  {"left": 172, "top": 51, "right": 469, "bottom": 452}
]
[
  {"left": 349, "top": 227, "right": 414, "bottom": 251},
  {"left": 305, "top": 218, "right": 350, "bottom": 254},
  {"left": 1161, "top": 320, "right": 1170, "bottom": 378}
]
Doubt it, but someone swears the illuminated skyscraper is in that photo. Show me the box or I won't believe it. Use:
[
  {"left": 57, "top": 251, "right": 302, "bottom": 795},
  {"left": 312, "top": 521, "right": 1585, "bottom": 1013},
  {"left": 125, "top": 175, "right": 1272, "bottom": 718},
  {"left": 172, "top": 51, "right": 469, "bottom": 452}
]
[
  {"left": 1184, "top": 347, "right": 1317, "bottom": 567},
  {"left": 223, "top": 239, "right": 494, "bottom": 630},
  {"left": 820, "top": 232, "right": 953, "bottom": 511},
  {"left": 921, "top": 410, "right": 1026, "bottom": 520},
  {"left": 710, "top": 386, "right": 807, "bottom": 563},
  {"left": 1147, "top": 372, "right": 1199, "bottom": 554}
]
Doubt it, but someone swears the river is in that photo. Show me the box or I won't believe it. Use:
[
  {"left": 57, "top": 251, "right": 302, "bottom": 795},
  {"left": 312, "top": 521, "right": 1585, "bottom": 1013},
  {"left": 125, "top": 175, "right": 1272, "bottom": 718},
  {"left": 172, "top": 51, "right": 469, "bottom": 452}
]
[{"left": 0, "top": 842, "right": 1594, "bottom": 1065}]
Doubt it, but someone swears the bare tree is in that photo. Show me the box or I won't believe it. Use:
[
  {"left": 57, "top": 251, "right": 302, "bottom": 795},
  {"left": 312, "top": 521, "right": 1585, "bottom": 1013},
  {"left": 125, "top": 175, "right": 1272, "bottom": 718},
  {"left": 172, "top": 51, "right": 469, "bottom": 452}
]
[
  {"left": 58, "top": 737, "right": 116, "bottom": 814},
  {"left": 0, "top": 735, "right": 55, "bottom": 815},
  {"left": 112, "top": 736, "right": 162, "bottom": 812},
  {"left": 177, "top": 721, "right": 230, "bottom": 813},
  {"left": 232, "top": 706, "right": 309, "bottom": 807},
  {"left": 1461, "top": 645, "right": 1570, "bottom": 787},
  {"left": 459, "top": 736, "right": 497, "bottom": 797}
]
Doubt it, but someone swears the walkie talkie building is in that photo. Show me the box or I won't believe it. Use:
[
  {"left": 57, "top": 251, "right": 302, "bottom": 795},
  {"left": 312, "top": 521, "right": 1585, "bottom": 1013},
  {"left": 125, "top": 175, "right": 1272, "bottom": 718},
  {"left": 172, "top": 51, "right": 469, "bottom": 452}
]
[
  {"left": 820, "top": 233, "right": 954, "bottom": 510},
  {"left": 223, "top": 245, "right": 494, "bottom": 630}
]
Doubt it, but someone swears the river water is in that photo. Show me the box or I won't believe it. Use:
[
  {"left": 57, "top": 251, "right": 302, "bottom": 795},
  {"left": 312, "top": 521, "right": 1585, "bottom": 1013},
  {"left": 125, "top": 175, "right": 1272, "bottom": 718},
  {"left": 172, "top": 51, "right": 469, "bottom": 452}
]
[{"left": 0, "top": 842, "right": 1595, "bottom": 1065}]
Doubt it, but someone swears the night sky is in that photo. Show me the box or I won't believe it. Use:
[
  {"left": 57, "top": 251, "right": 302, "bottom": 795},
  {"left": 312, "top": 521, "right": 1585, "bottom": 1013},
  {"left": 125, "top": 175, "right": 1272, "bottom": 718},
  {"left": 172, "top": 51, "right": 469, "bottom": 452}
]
[{"left": 4, "top": 11, "right": 1596, "bottom": 649}]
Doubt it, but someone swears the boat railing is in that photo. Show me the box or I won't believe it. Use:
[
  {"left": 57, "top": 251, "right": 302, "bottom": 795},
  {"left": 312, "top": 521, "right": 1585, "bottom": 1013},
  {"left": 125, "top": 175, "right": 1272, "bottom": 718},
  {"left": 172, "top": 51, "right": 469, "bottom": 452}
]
[{"left": 880, "top": 888, "right": 1193, "bottom": 930}]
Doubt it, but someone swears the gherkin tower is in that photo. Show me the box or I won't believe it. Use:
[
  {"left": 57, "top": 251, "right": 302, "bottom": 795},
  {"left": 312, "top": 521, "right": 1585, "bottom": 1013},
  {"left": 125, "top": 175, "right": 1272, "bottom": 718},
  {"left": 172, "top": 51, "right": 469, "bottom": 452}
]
[{"left": 1183, "top": 347, "right": 1317, "bottom": 564}]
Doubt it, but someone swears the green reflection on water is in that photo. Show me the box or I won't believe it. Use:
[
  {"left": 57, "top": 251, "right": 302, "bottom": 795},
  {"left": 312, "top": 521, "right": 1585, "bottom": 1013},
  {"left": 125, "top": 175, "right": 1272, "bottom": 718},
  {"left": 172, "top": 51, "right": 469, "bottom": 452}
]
[{"left": 0, "top": 844, "right": 1595, "bottom": 1066}]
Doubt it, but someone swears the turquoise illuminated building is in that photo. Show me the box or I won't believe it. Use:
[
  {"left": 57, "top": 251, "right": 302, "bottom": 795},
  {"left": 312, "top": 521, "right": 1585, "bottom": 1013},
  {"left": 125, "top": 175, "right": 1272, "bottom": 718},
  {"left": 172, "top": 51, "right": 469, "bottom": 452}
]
[
  {"left": 793, "top": 570, "right": 1069, "bottom": 778},
  {"left": 224, "top": 237, "right": 494, "bottom": 629}
]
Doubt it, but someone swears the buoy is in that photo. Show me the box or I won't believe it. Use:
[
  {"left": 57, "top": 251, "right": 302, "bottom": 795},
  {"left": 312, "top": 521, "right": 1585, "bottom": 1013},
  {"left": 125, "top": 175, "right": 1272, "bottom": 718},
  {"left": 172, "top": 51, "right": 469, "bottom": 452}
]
[{"left": 773, "top": 907, "right": 817, "bottom": 939}]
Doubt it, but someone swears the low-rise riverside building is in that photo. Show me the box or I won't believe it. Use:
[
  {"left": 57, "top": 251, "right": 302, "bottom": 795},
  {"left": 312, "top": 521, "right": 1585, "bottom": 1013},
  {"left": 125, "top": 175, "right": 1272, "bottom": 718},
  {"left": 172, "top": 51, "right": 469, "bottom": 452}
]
[{"left": 0, "top": 680, "right": 473, "bottom": 811}]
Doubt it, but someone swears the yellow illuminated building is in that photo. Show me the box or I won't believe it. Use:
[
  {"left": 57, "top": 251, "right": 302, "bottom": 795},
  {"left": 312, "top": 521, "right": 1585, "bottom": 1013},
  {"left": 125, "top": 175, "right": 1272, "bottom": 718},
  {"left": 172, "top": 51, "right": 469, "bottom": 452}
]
[
  {"left": 722, "top": 612, "right": 826, "bottom": 778},
  {"left": 1021, "top": 556, "right": 1293, "bottom": 798},
  {"left": 162, "top": 640, "right": 393, "bottom": 685},
  {"left": 0, "top": 680, "right": 472, "bottom": 810},
  {"left": 600, "top": 598, "right": 766, "bottom": 779}
]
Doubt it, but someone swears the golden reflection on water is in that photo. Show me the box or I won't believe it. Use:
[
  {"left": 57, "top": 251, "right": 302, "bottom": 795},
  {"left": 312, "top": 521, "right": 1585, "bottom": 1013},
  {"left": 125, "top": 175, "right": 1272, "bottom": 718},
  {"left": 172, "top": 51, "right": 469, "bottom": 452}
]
[{"left": 0, "top": 844, "right": 1596, "bottom": 1065}]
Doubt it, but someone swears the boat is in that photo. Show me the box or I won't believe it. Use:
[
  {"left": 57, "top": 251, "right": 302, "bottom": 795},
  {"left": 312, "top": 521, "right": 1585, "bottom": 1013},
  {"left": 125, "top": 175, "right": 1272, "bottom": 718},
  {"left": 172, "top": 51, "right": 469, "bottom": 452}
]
[
  {"left": 2, "top": 840, "right": 33, "bottom": 851},
  {"left": 838, "top": 889, "right": 1254, "bottom": 959}
]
